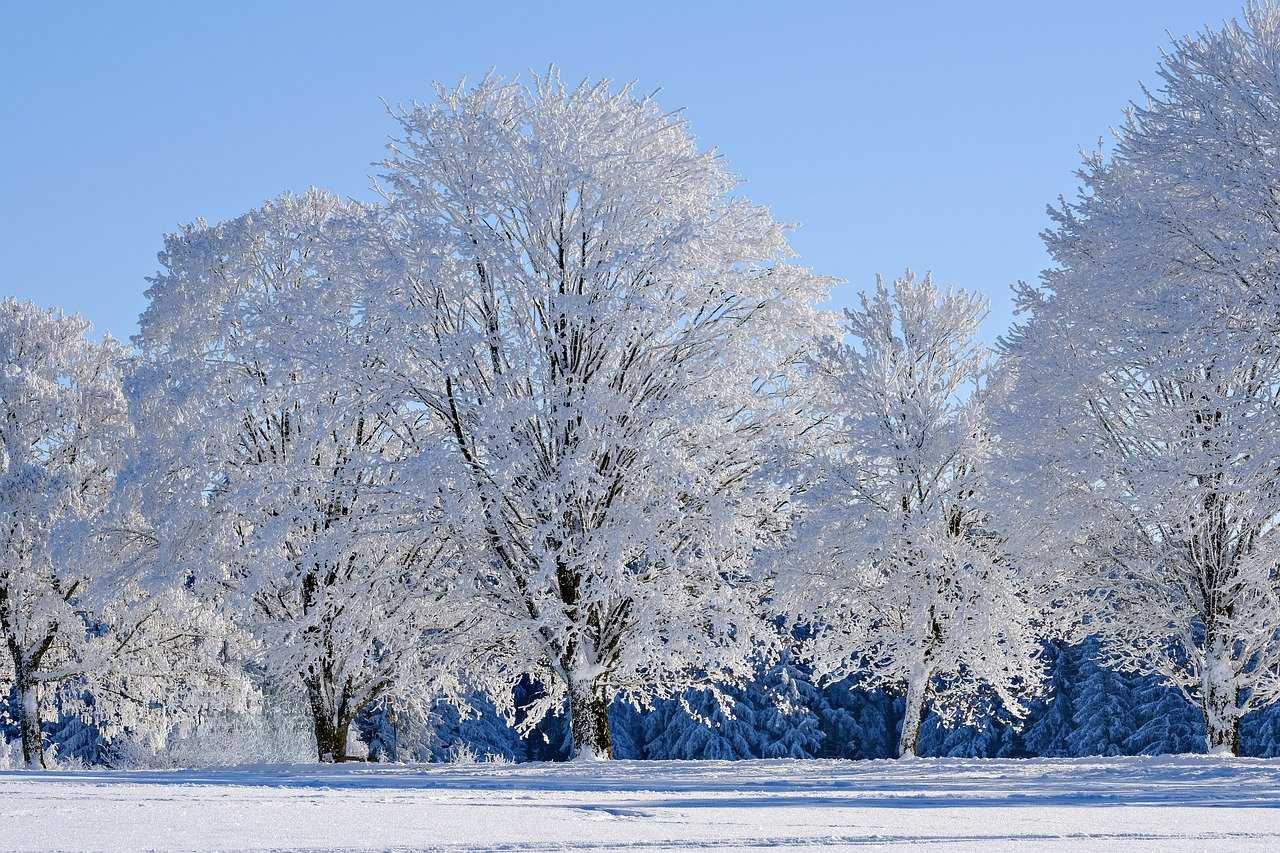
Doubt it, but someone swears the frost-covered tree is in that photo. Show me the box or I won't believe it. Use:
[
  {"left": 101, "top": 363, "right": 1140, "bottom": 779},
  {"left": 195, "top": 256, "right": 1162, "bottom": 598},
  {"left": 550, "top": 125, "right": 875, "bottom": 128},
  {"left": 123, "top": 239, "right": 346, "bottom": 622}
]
[
  {"left": 131, "top": 190, "right": 471, "bottom": 761},
  {"left": 376, "top": 73, "right": 835, "bottom": 758},
  {"left": 998, "top": 1, "right": 1280, "bottom": 754},
  {"left": 787, "top": 272, "right": 1042, "bottom": 757},
  {"left": 79, "top": 572, "right": 254, "bottom": 766},
  {"left": 0, "top": 301, "right": 131, "bottom": 766},
  {"left": 0, "top": 301, "right": 235, "bottom": 768}
]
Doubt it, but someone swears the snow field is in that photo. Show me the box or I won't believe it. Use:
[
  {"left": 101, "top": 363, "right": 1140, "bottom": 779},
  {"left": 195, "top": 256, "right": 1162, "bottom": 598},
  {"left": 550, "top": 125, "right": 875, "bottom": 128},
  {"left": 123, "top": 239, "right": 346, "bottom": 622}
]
[{"left": 2, "top": 756, "right": 1279, "bottom": 851}]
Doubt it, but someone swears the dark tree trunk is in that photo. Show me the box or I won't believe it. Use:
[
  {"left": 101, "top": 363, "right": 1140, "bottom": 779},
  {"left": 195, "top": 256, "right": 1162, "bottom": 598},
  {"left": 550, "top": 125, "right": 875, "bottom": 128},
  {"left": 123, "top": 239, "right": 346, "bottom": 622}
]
[
  {"left": 1205, "top": 716, "right": 1241, "bottom": 756},
  {"left": 3, "top": 621, "right": 47, "bottom": 770},
  {"left": 306, "top": 678, "right": 353, "bottom": 763},
  {"left": 568, "top": 677, "right": 612, "bottom": 759},
  {"left": 14, "top": 661, "right": 46, "bottom": 769},
  {"left": 1202, "top": 682, "right": 1241, "bottom": 756}
]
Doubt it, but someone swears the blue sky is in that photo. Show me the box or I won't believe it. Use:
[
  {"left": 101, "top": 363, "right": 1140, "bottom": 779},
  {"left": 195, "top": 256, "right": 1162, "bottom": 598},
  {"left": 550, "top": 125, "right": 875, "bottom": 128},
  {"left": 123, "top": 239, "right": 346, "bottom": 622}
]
[{"left": 1, "top": 1, "right": 1246, "bottom": 344}]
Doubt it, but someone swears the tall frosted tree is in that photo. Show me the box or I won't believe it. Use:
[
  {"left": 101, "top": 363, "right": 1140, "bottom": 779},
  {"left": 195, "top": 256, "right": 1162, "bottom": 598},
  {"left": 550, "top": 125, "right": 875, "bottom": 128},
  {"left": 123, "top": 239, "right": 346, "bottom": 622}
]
[
  {"left": 376, "top": 73, "right": 835, "bottom": 758},
  {"left": 0, "top": 301, "right": 234, "bottom": 767},
  {"left": 998, "top": 1, "right": 1280, "bottom": 754},
  {"left": 0, "top": 301, "right": 130, "bottom": 766},
  {"left": 132, "top": 190, "right": 471, "bottom": 762},
  {"left": 787, "top": 273, "right": 1042, "bottom": 758}
]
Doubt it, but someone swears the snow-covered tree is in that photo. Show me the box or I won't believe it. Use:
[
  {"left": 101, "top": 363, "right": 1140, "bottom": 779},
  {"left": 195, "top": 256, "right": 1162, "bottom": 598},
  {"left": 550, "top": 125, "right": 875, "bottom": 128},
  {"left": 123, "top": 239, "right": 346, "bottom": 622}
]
[
  {"left": 1065, "top": 638, "right": 1138, "bottom": 758},
  {"left": 131, "top": 189, "right": 471, "bottom": 761},
  {"left": 750, "top": 649, "right": 825, "bottom": 759},
  {"left": 0, "top": 300, "right": 234, "bottom": 768},
  {"left": 1020, "top": 642, "right": 1078, "bottom": 758},
  {"left": 1016, "top": 638, "right": 1205, "bottom": 758},
  {"left": 917, "top": 700, "right": 1020, "bottom": 758},
  {"left": 77, "top": 569, "right": 254, "bottom": 766},
  {"left": 606, "top": 699, "right": 649, "bottom": 760},
  {"left": 998, "top": 1, "right": 1280, "bottom": 754},
  {"left": 1124, "top": 671, "right": 1205, "bottom": 756},
  {"left": 0, "top": 301, "right": 131, "bottom": 766},
  {"left": 814, "top": 678, "right": 902, "bottom": 760},
  {"left": 787, "top": 272, "right": 1042, "bottom": 757},
  {"left": 359, "top": 690, "right": 525, "bottom": 764},
  {"left": 375, "top": 72, "right": 836, "bottom": 758},
  {"left": 1242, "top": 703, "right": 1280, "bottom": 757},
  {"left": 645, "top": 689, "right": 760, "bottom": 761}
]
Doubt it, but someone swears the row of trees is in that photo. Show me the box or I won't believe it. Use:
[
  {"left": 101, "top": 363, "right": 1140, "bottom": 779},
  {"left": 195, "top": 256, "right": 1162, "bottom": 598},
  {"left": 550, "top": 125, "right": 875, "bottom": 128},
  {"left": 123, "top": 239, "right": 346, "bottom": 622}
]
[
  {"left": 367, "top": 637, "right": 1280, "bottom": 762},
  {"left": 14, "top": 632, "right": 1280, "bottom": 767},
  {"left": 5, "top": 2, "right": 1280, "bottom": 766}
]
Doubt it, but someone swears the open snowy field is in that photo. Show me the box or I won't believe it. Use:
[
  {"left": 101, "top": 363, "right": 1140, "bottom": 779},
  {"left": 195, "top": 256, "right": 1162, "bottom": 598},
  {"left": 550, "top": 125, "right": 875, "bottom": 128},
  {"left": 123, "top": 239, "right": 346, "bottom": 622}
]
[{"left": 1, "top": 757, "right": 1278, "bottom": 851}]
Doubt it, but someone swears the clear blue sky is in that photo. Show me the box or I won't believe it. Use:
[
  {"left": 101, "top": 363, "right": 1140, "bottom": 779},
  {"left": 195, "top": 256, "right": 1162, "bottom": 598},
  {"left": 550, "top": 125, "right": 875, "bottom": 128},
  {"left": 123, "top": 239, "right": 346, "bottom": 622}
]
[{"left": 0, "top": 1, "right": 1246, "bottom": 344}]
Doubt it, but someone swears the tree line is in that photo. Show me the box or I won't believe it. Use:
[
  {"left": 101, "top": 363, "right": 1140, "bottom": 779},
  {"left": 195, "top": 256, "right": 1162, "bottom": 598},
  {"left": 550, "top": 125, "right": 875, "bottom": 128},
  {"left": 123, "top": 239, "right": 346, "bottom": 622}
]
[{"left": 4, "top": 2, "right": 1280, "bottom": 767}]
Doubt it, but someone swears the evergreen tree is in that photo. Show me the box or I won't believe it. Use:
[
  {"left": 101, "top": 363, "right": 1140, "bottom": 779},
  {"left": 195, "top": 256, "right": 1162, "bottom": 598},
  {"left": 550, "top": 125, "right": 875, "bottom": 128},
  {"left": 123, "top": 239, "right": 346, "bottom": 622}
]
[
  {"left": 1065, "top": 638, "right": 1137, "bottom": 757},
  {"left": 646, "top": 689, "right": 758, "bottom": 761},
  {"left": 1021, "top": 642, "right": 1080, "bottom": 758},
  {"left": 0, "top": 686, "right": 17, "bottom": 746},
  {"left": 515, "top": 678, "right": 571, "bottom": 762},
  {"left": 1124, "top": 676, "right": 1205, "bottom": 755},
  {"left": 918, "top": 710, "right": 1019, "bottom": 758},
  {"left": 815, "top": 679, "right": 901, "bottom": 760},
  {"left": 633, "top": 699, "right": 680, "bottom": 760},
  {"left": 428, "top": 694, "right": 524, "bottom": 763},
  {"left": 356, "top": 699, "right": 420, "bottom": 763},
  {"left": 607, "top": 701, "right": 649, "bottom": 761},
  {"left": 47, "top": 712, "right": 107, "bottom": 767},
  {"left": 1241, "top": 703, "right": 1280, "bottom": 758},
  {"left": 749, "top": 653, "right": 825, "bottom": 759}
]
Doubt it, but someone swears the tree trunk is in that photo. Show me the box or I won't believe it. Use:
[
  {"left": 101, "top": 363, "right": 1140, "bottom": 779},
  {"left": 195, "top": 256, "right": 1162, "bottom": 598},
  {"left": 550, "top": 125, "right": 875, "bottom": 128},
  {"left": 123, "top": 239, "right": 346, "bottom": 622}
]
[
  {"left": 13, "top": 661, "right": 46, "bottom": 769},
  {"left": 898, "top": 666, "right": 930, "bottom": 759},
  {"left": 567, "top": 677, "right": 612, "bottom": 760},
  {"left": 306, "top": 678, "right": 352, "bottom": 763},
  {"left": 1202, "top": 680, "right": 1241, "bottom": 756},
  {"left": 1197, "top": 634, "right": 1242, "bottom": 757}
]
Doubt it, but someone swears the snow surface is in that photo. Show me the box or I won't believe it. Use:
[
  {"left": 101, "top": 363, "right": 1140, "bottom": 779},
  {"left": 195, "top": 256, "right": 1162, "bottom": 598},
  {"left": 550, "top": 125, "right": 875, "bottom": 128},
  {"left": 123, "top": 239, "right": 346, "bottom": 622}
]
[{"left": 1, "top": 756, "right": 1278, "bottom": 851}]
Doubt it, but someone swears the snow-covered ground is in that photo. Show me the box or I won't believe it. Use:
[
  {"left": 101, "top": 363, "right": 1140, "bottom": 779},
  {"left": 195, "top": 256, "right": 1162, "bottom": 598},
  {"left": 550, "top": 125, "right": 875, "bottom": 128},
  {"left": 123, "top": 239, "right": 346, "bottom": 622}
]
[{"left": 2, "top": 756, "right": 1279, "bottom": 851}]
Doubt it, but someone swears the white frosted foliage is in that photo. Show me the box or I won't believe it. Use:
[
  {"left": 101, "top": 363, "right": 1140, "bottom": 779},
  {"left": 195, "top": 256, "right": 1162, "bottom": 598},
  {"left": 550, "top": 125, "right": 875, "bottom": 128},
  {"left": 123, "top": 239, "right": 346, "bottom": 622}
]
[
  {"left": 0, "top": 300, "right": 241, "bottom": 767},
  {"left": 375, "top": 72, "right": 837, "bottom": 757},
  {"left": 996, "top": 1, "right": 1280, "bottom": 755},
  {"left": 131, "top": 190, "right": 472, "bottom": 762},
  {"left": 785, "top": 273, "right": 1043, "bottom": 758}
]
